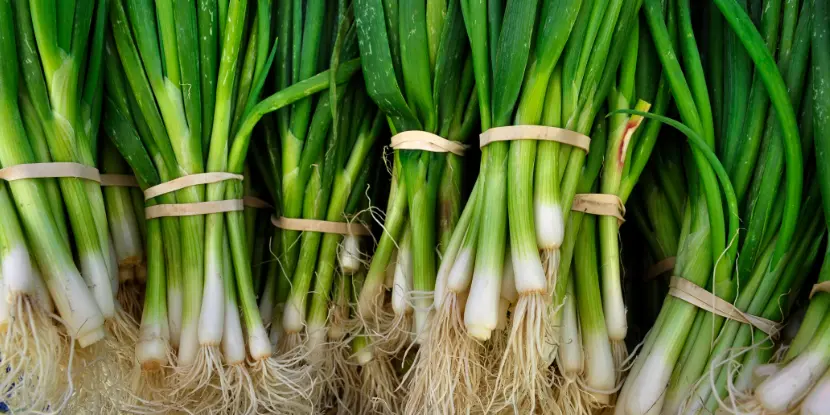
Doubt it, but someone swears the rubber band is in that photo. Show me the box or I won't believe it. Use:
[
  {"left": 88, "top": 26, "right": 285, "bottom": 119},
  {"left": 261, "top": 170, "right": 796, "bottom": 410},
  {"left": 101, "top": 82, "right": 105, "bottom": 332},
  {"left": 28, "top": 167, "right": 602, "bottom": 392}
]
[
  {"left": 100, "top": 174, "right": 140, "bottom": 188},
  {"left": 0, "top": 162, "right": 101, "bottom": 182},
  {"left": 145, "top": 200, "right": 244, "bottom": 219},
  {"left": 809, "top": 281, "right": 830, "bottom": 299},
  {"left": 668, "top": 276, "right": 780, "bottom": 338},
  {"left": 243, "top": 196, "right": 272, "bottom": 209},
  {"left": 645, "top": 257, "right": 676, "bottom": 281},
  {"left": 271, "top": 215, "right": 370, "bottom": 236},
  {"left": 571, "top": 193, "right": 626, "bottom": 223},
  {"left": 143, "top": 172, "right": 244, "bottom": 200},
  {"left": 479, "top": 125, "right": 591, "bottom": 151},
  {"left": 390, "top": 131, "right": 468, "bottom": 155}
]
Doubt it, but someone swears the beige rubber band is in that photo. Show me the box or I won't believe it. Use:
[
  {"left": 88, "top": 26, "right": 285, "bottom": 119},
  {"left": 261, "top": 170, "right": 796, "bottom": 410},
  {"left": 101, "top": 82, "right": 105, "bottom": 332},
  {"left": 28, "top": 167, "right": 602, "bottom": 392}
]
[
  {"left": 390, "top": 131, "right": 468, "bottom": 155},
  {"left": 669, "top": 276, "right": 780, "bottom": 337},
  {"left": 809, "top": 281, "right": 830, "bottom": 299},
  {"left": 479, "top": 125, "right": 591, "bottom": 152},
  {"left": 243, "top": 196, "right": 272, "bottom": 209},
  {"left": 645, "top": 257, "right": 677, "bottom": 281},
  {"left": 571, "top": 193, "right": 626, "bottom": 223},
  {"left": 100, "top": 174, "right": 140, "bottom": 188},
  {"left": 143, "top": 172, "right": 244, "bottom": 200},
  {"left": 0, "top": 162, "right": 101, "bottom": 182},
  {"left": 271, "top": 215, "right": 370, "bottom": 236},
  {"left": 145, "top": 199, "right": 244, "bottom": 219}
]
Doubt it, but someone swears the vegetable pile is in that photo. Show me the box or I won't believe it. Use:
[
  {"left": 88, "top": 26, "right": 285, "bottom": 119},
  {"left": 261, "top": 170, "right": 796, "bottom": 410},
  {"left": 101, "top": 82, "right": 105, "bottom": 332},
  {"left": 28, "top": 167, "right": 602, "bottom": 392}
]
[{"left": 1, "top": 0, "right": 830, "bottom": 414}]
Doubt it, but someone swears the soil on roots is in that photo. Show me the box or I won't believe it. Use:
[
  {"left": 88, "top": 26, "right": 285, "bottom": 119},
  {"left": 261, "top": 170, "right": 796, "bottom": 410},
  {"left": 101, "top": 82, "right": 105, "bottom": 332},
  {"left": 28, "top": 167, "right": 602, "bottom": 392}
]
[
  {"left": 403, "top": 293, "right": 487, "bottom": 415},
  {"left": 0, "top": 297, "right": 70, "bottom": 413}
]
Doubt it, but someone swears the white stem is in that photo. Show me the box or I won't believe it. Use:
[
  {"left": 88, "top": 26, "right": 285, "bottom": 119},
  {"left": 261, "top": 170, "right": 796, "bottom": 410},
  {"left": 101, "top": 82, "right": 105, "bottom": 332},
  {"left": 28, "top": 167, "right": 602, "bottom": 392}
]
[
  {"left": 624, "top": 344, "right": 672, "bottom": 415},
  {"left": 282, "top": 298, "right": 305, "bottom": 334},
  {"left": 80, "top": 251, "right": 116, "bottom": 319},
  {"left": 0, "top": 272, "right": 9, "bottom": 330},
  {"left": 3, "top": 245, "right": 37, "bottom": 296},
  {"left": 338, "top": 235, "right": 362, "bottom": 274},
  {"left": 384, "top": 249, "right": 398, "bottom": 289},
  {"left": 354, "top": 344, "right": 373, "bottom": 366},
  {"left": 535, "top": 202, "right": 564, "bottom": 250},
  {"left": 136, "top": 319, "right": 169, "bottom": 369},
  {"left": 197, "top": 258, "right": 225, "bottom": 345},
  {"left": 109, "top": 211, "right": 143, "bottom": 266},
  {"left": 757, "top": 351, "right": 829, "bottom": 413},
  {"left": 583, "top": 328, "right": 615, "bottom": 392},
  {"left": 464, "top": 268, "right": 500, "bottom": 341},
  {"left": 109, "top": 237, "right": 119, "bottom": 296},
  {"left": 392, "top": 237, "right": 413, "bottom": 316},
  {"left": 178, "top": 322, "right": 200, "bottom": 365},
  {"left": 222, "top": 298, "right": 246, "bottom": 366},
  {"left": 248, "top": 324, "right": 273, "bottom": 361},
  {"left": 168, "top": 286, "right": 183, "bottom": 349},
  {"left": 512, "top": 255, "right": 546, "bottom": 294},
  {"left": 29, "top": 263, "right": 52, "bottom": 312},
  {"left": 801, "top": 368, "right": 830, "bottom": 415},
  {"left": 558, "top": 293, "right": 583, "bottom": 373},
  {"left": 447, "top": 247, "right": 475, "bottom": 294},
  {"left": 307, "top": 322, "right": 327, "bottom": 356},
  {"left": 258, "top": 275, "right": 276, "bottom": 327},
  {"left": 500, "top": 250, "right": 517, "bottom": 303}
]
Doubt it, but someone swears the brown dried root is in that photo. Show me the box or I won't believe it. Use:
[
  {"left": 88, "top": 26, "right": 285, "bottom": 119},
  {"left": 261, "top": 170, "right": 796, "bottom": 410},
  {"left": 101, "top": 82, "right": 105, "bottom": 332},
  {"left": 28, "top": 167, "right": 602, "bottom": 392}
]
[
  {"left": 403, "top": 293, "right": 486, "bottom": 415},
  {"left": 250, "top": 351, "right": 317, "bottom": 414},
  {"left": 319, "top": 340, "right": 362, "bottom": 414},
  {"left": 494, "top": 293, "right": 554, "bottom": 413},
  {"left": 358, "top": 356, "right": 401, "bottom": 415},
  {"left": 117, "top": 281, "right": 145, "bottom": 321},
  {"left": 0, "top": 297, "right": 71, "bottom": 414}
]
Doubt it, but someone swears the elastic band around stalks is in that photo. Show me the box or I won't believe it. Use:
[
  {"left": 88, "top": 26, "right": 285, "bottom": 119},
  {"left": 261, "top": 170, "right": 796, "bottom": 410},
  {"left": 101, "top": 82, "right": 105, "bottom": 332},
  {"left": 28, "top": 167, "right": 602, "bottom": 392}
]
[
  {"left": 645, "top": 257, "right": 676, "bottom": 281},
  {"left": 668, "top": 276, "right": 780, "bottom": 338},
  {"left": 145, "top": 200, "right": 244, "bottom": 219},
  {"left": 0, "top": 162, "right": 101, "bottom": 182},
  {"left": 243, "top": 196, "right": 272, "bottom": 209},
  {"left": 143, "top": 172, "right": 244, "bottom": 200},
  {"left": 100, "top": 174, "right": 140, "bottom": 188},
  {"left": 271, "top": 215, "right": 370, "bottom": 236},
  {"left": 390, "top": 131, "right": 468, "bottom": 155},
  {"left": 478, "top": 125, "right": 591, "bottom": 151},
  {"left": 809, "top": 281, "right": 830, "bottom": 299},
  {"left": 571, "top": 193, "right": 626, "bottom": 223}
]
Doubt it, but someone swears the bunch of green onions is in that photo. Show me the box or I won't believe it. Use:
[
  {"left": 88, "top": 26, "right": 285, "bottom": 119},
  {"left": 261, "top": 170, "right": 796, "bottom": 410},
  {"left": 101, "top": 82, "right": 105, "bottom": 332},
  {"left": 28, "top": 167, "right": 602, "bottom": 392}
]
[
  {"left": 616, "top": 0, "right": 819, "bottom": 413},
  {"left": 353, "top": 0, "right": 480, "bottom": 411},
  {"left": 442, "top": 0, "right": 644, "bottom": 411},
  {"left": 726, "top": 3, "right": 830, "bottom": 413},
  {"left": 0, "top": 0, "right": 138, "bottom": 411}
]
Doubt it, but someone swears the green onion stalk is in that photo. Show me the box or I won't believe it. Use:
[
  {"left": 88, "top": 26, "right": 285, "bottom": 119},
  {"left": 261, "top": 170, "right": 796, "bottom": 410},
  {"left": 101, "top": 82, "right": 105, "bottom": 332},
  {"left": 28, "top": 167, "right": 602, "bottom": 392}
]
[
  {"left": 616, "top": 0, "right": 807, "bottom": 412},
  {"left": 629, "top": 144, "right": 687, "bottom": 326},
  {"left": 100, "top": 138, "right": 147, "bottom": 320},
  {"left": 734, "top": 2, "right": 830, "bottom": 413},
  {"left": 451, "top": 0, "right": 643, "bottom": 411},
  {"left": 250, "top": 119, "right": 282, "bottom": 338},
  {"left": 353, "top": 0, "right": 481, "bottom": 412},
  {"left": 551, "top": 115, "right": 607, "bottom": 413}
]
